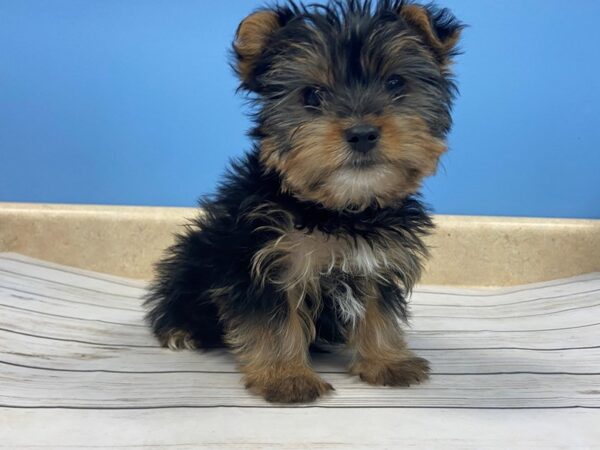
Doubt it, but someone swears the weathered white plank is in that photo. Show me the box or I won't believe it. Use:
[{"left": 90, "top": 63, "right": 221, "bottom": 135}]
[
  {"left": 0, "top": 253, "right": 147, "bottom": 290},
  {"left": 0, "top": 252, "right": 599, "bottom": 448},
  {"left": 2, "top": 363, "right": 599, "bottom": 408},
  {"left": 1, "top": 408, "right": 599, "bottom": 449},
  {"left": 2, "top": 329, "right": 599, "bottom": 374}
]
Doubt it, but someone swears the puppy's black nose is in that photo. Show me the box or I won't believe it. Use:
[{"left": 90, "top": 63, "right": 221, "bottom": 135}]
[{"left": 345, "top": 124, "right": 380, "bottom": 153}]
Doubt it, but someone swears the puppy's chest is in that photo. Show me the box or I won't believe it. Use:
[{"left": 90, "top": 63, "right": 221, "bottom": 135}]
[
  {"left": 251, "top": 226, "right": 415, "bottom": 325},
  {"left": 275, "top": 228, "right": 404, "bottom": 280}
]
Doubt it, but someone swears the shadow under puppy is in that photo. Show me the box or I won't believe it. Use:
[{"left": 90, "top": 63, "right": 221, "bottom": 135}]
[{"left": 146, "top": 0, "right": 462, "bottom": 403}]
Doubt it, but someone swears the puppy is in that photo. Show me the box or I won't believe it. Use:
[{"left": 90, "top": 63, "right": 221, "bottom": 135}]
[{"left": 146, "top": 0, "right": 462, "bottom": 403}]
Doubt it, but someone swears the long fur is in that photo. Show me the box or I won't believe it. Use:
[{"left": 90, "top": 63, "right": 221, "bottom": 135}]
[
  {"left": 145, "top": 0, "right": 462, "bottom": 403},
  {"left": 145, "top": 149, "right": 433, "bottom": 347}
]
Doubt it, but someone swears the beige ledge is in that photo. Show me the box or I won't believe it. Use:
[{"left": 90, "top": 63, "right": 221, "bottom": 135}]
[{"left": 0, "top": 202, "right": 598, "bottom": 287}]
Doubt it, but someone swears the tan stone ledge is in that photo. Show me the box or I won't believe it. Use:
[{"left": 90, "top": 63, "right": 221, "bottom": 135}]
[{"left": 1, "top": 202, "right": 598, "bottom": 287}]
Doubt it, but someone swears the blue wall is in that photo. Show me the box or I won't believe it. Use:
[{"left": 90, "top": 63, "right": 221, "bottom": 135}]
[{"left": 1, "top": 0, "right": 599, "bottom": 218}]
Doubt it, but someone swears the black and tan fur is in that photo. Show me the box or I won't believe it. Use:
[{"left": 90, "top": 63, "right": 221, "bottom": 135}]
[{"left": 145, "top": 0, "right": 462, "bottom": 403}]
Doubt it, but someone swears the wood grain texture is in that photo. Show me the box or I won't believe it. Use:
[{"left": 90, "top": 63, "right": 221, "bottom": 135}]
[{"left": 0, "top": 253, "right": 599, "bottom": 448}]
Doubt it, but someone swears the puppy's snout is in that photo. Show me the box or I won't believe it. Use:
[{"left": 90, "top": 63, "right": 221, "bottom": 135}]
[{"left": 345, "top": 124, "right": 380, "bottom": 154}]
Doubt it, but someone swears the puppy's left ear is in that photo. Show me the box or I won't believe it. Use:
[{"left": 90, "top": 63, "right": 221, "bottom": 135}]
[
  {"left": 233, "top": 10, "right": 281, "bottom": 89},
  {"left": 400, "top": 4, "right": 463, "bottom": 65}
]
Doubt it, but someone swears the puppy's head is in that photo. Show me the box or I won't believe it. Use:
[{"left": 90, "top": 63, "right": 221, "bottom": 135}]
[{"left": 233, "top": 1, "right": 463, "bottom": 211}]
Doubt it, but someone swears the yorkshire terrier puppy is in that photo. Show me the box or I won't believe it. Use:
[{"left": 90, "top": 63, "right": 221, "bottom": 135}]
[{"left": 146, "top": 0, "right": 462, "bottom": 403}]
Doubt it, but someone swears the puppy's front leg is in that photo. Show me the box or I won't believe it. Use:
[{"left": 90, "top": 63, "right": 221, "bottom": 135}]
[
  {"left": 225, "top": 304, "right": 333, "bottom": 403},
  {"left": 349, "top": 293, "right": 430, "bottom": 387}
]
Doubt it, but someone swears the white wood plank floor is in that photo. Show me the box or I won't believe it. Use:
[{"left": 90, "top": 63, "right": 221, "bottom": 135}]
[{"left": 0, "top": 253, "right": 599, "bottom": 448}]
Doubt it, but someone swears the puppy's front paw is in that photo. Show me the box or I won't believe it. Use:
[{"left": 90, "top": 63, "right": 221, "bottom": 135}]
[
  {"left": 246, "top": 371, "right": 334, "bottom": 403},
  {"left": 351, "top": 356, "right": 430, "bottom": 387}
]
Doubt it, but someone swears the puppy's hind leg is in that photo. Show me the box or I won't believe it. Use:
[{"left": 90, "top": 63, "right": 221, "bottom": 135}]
[
  {"left": 144, "top": 234, "right": 226, "bottom": 351},
  {"left": 145, "top": 289, "right": 224, "bottom": 351},
  {"left": 159, "top": 328, "right": 198, "bottom": 351}
]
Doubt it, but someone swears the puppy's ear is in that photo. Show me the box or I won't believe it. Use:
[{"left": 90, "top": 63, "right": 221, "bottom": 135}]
[
  {"left": 399, "top": 4, "right": 463, "bottom": 65},
  {"left": 233, "top": 10, "right": 281, "bottom": 88}
]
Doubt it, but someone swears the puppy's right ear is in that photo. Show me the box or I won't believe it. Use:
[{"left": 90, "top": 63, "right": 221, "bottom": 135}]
[
  {"left": 233, "top": 10, "right": 281, "bottom": 89},
  {"left": 399, "top": 4, "right": 463, "bottom": 66}
]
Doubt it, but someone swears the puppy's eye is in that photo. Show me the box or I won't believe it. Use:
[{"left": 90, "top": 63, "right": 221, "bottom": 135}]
[
  {"left": 303, "top": 87, "right": 323, "bottom": 108},
  {"left": 385, "top": 74, "right": 406, "bottom": 91}
]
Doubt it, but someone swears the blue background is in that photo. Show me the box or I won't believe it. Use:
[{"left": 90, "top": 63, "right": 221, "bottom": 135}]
[{"left": 1, "top": 0, "right": 599, "bottom": 218}]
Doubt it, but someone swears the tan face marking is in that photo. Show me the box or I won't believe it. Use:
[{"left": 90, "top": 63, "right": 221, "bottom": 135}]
[{"left": 261, "top": 115, "right": 446, "bottom": 211}]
